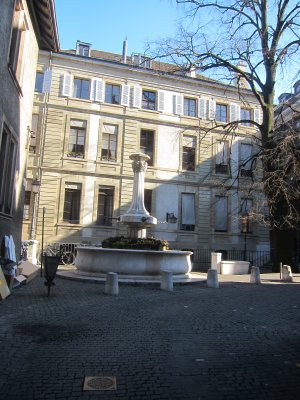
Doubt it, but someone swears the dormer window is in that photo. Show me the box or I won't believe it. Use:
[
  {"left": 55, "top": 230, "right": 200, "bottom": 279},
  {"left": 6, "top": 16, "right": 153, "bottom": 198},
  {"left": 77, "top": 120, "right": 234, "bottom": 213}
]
[
  {"left": 76, "top": 41, "right": 91, "bottom": 57},
  {"left": 132, "top": 54, "right": 152, "bottom": 68}
]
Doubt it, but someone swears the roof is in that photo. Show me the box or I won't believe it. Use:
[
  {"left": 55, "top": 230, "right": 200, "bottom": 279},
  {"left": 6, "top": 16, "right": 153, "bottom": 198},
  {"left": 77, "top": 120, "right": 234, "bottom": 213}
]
[
  {"left": 27, "top": 0, "right": 59, "bottom": 52},
  {"left": 61, "top": 49, "right": 216, "bottom": 83}
]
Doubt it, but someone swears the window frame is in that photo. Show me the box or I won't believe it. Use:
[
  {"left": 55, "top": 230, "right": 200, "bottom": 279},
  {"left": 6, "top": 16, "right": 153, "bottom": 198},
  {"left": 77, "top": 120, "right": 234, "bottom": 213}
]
[
  {"left": 142, "top": 90, "right": 156, "bottom": 111},
  {"left": 215, "top": 140, "right": 230, "bottom": 174},
  {"left": 181, "top": 193, "right": 196, "bottom": 231},
  {"left": 214, "top": 195, "right": 228, "bottom": 232},
  {"left": 182, "top": 135, "right": 196, "bottom": 171},
  {"left": 184, "top": 97, "right": 197, "bottom": 117},
  {"left": 73, "top": 77, "right": 90, "bottom": 100},
  {"left": 105, "top": 83, "right": 121, "bottom": 105},
  {"left": 215, "top": 103, "right": 228, "bottom": 123},
  {"left": 101, "top": 124, "right": 118, "bottom": 162},
  {"left": 0, "top": 123, "right": 17, "bottom": 216},
  {"left": 63, "top": 183, "right": 81, "bottom": 224},
  {"left": 140, "top": 129, "right": 155, "bottom": 166},
  {"left": 240, "top": 108, "right": 252, "bottom": 126},
  {"left": 68, "top": 120, "right": 86, "bottom": 158},
  {"left": 97, "top": 186, "right": 114, "bottom": 226}
]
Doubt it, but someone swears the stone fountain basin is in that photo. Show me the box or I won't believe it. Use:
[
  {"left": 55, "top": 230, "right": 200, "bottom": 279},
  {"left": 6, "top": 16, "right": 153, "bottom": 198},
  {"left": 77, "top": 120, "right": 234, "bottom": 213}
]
[{"left": 75, "top": 246, "right": 192, "bottom": 275}]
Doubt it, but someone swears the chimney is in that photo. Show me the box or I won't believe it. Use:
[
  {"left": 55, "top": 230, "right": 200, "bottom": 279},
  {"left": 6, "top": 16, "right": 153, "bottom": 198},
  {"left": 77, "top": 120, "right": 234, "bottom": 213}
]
[
  {"left": 235, "top": 61, "right": 249, "bottom": 88},
  {"left": 122, "top": 38, "right": 128, "bottom": 64},
  {"left": 186, "top": 66, "right": 196, "bottom": 78}
]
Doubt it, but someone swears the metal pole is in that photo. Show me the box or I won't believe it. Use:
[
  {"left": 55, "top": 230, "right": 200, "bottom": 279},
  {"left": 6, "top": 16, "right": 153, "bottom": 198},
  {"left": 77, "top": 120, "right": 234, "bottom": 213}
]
[
  {"left": 280, "top": 261, "right": 282, "bottom": 280},
  {"left": 41, "top": 207, "right": 46, "bottom": 277},
  {"left": 244, "top": 232, "right": 247, "bottom": 261},
  {"left": 30, "top": 192, "right": 38, "bottom": 240}
]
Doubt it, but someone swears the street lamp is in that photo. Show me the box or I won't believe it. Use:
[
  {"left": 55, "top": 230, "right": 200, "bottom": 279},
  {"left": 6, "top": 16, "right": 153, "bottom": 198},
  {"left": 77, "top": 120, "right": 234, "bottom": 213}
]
[
  {"left": 241, "top": 213, "right": 249, "bottom": 261},
  {"left": 30, "top": 178, "right": 41, "bottom": 240}
]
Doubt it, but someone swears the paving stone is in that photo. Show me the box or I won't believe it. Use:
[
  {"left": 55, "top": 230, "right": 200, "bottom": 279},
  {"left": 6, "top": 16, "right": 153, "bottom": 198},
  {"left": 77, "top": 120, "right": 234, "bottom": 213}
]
[{"left": 0, "top": 274, "right": 300, "bottom": 399}]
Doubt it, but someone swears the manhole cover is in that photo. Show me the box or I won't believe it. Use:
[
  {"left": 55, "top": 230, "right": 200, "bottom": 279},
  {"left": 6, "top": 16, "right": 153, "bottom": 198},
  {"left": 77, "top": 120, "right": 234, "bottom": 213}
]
[{"left": 83, "top": 376, "right": 117, "bottom": 391}]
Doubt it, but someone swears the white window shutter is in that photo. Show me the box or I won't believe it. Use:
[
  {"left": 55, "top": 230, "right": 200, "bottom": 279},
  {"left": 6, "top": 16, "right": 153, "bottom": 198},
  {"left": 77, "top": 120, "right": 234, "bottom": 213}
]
[
  {"left": 62, "top": 73, "right": 73, "bottom": 97},
  {"left": 174, "top": 94, "right": 183, "bottom": 115},
  {"left": 91, "top": 78, "right": 104, "bottom": 102},
  {"left": 198, "top": 96, "right": 207, "bottom": 119},
  {"left": 133, "top": 85, "right": 142, "bottom": 108},
  {"left": 121, "top": 84, "right": 130, "bottom": 106},
  {"left": 230, "top": 103, "right": 240, "bottom": 122},
  {"left": 181, "top": 193, "right": 195, "bottom": 225},
  {"left": 158, "top": 91, "right": 165, "bottom": 112},
  {"left": 42, "top": 68, "right": 52, "bottom": 93},
  {"left": 254, "top": 108, "right": 263, "bottom": 125},
  {"left": 208, "top": 99, "right": 216, "bottom": 120}
]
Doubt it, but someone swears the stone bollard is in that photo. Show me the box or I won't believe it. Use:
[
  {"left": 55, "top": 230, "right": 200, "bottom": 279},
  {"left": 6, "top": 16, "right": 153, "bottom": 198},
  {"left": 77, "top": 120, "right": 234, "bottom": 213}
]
[
  {"left": 282, "top": 265, "right": 293, "bottom": 282},
  {"left": 207, "top": 269, "right": 219, "bottom": 288},
  {"left": 250, "top": 266, "right": 261, "bottom": 284},
  {"left": 160, "top": 270, "right": 173, "bottom": 291},
  {"left": 105, "top": 272, "right": 119, "bottom": 295}
]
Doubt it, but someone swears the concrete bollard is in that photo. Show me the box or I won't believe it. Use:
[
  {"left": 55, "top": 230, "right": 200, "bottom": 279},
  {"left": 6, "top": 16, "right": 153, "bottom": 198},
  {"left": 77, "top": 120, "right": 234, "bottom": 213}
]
[
  {"left": 160, "top": 270, "right": 173, "bottom": 291},
  {"left": 207, "top": 269, "right": 219, "bottom": 288},
  {"left": 105, "top": 272, "right": 119, "bottom": 295},
  {"left": 211, "top": 252, "right": 222, "bottom": 273},
  {"left": 282, "top": 265, "right": 293, "bottom": 282},
  {"left": 250, "top": 266, "right": 261, "bottom": 284}
]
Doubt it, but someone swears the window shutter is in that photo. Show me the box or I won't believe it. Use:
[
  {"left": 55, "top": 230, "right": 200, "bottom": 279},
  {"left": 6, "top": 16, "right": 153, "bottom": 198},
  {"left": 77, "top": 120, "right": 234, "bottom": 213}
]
[
  {"left": 181, "top": 193, "right": 195, "bottom": 225},
  {"left": 198, "top": 97, "right": 207, "bottom": 119},
  {"left": 62, "top": 73, "right": 73, "bottom": 97},
  {"left": 121, "top": 84, "right": 130, "bottom": 106},
  {"left": 208, "top": 99, "right": 216, "bottom": 120},
  {"left": 215, "top": 196, "right": 228, "bottom": 231},
  {"left": 90, "top": 78, "right": 104, "bottom": 102},
  {"left": 174, "top": 94, "right": 183, "bottom": 115},
  {"left": 230, "top": 103, "right": 240, "bottom": 122},
  {"left": 158, "top": 91, "right": 165, "bottom": 112},
  {"left": 216, "top": 141, "right": 228, "bottom": 165},
  {"left": 42, "top": 68, "right": 52, "bottom": 93},
  {"left": 254, "top": 108, "right": 262, "bottom": 125},
  {"left": 133, "top": 86, "right": 142, "bottom": 108},
  {"left": 240, "top": 143, "right": 252, "bottom": 169}
]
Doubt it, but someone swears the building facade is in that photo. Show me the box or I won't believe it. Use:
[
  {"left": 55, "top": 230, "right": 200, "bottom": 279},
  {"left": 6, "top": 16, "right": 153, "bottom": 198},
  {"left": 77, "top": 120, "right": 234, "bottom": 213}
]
[
  {"left": 0, "top": 0, "right": 59, "bottom": 260},
  {"left": 23, "top": 43, "right": 270, "bottom": 265}
]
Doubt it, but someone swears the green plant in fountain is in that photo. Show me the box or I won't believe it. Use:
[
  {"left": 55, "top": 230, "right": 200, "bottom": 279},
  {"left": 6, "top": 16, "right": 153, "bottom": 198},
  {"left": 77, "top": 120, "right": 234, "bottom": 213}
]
[{"left": 102, "top": 236, "right": 169, "bottom": 251}]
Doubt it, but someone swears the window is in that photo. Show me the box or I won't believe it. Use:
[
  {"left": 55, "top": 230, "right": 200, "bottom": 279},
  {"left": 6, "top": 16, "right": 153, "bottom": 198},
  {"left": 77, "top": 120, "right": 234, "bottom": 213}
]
[
  {"left": 184, "top": 98, "right": 197, "bottom": 117},
  {"left": 216, "top": 103, "right": 228, "bottom": 122},
  {"left": 76, "top": 41, "right": 91, "bottom": 57},
  {"left": 140, "top": 130, "right": 154, "bottom": 166},
  {"left": 240, "top": 108, "right": 251, "bottom": 126},
  {"left": 34, "top": 72, "right": 44, "bottom": 92},
  {"left": 105, "top": 84, "right": 121, "bottom": 104},
  {"left": 97, "top": 186, "right": 114, "bottom": 225},
  {"left": 0, "top": 125, "right": 17, "bottom": 215},
  {"left": 181, "top": 193, "right": 195, "bottom": 231},
  {"left": 142, "top": 90, "right": 156, "bottom": 110},
  {"left": 215, "top": 141, "right": 229, "bottom": 174},
  {"left": 132, "top": 54, "right": 151, "bottom": 68},
  {"left": 241, "top": 198, "right": 253, "bottom": 232},
  {"left": 182, "top": 136, "right": 196, "bottom": 171},
  {"left": 73, "top": 78, "right": 90, "bottom": 99},
  {"left": 215, "top": 196, "right": 228, "bottom": 232},
  {"left": 240, "top": 143, "right": 253, "bottom": 177},
  {"left": 101, "top": 124, "right": 117, "bottom": 161},
  {"left": 68, "top": 120, "right": 86, "bottom": 158},
  {"left": 23, "top": 191, "right": 31, "bottom": 220},
  {"left": 63, "top": 183, "right": 81, "bottom": 223},
  {"left": 9, "top": 0, "right": 28, "bottom": 82},
  {"left": 144, "top": 189, "right": 152, "bottom": 214}
]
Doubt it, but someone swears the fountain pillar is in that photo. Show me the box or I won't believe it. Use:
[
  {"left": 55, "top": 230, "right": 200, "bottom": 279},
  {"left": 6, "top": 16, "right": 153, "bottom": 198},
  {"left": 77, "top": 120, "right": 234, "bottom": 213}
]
[{"left": 120, "top": 153, "right": 157, "bottom": 238}]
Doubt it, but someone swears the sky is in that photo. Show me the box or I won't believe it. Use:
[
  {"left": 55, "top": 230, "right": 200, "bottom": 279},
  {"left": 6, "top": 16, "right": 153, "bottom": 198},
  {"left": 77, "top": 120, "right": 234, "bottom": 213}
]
[
  {"left": 54, "top": 0, "right": 298, "bottom": 98},
  {"left": 54, "top": 0, "right": 183, "bottom": 55}
]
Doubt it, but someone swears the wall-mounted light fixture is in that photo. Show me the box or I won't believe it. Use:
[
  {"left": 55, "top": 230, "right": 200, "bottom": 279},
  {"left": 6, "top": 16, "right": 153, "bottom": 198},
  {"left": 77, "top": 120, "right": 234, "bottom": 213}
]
[{"left": 166, "top": 212, "right": 177, "bottom": 224}]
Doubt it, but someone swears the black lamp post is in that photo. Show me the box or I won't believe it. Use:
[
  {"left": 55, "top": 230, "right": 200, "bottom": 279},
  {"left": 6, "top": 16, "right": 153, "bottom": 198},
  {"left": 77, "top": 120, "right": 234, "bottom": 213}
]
[
  {"left": 43, "top": 253, "right": 60, "bottom": 296},
  {"left": 30, "top": 178, "right": 41, "bottom": 240},
  {"left": 241, "top": 213, "right": 250, "bottom": 261}
]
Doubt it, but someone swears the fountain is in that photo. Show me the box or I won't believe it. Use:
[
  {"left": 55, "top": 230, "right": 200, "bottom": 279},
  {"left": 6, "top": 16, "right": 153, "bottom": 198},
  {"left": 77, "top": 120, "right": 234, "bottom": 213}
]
[{"left": 75, "top": 153, "right": 192, "bottom": 279}]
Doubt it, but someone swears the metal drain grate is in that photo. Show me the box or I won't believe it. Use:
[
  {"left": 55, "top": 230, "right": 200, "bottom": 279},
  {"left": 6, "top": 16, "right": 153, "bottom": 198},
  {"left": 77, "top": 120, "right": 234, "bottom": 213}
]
[{"left": 83, "top": 376, "right": 117, "bottom": 391}]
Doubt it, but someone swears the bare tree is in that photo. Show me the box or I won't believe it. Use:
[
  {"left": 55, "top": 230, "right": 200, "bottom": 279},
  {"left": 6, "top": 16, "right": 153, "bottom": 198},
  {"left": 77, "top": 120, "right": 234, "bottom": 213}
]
[{"left": 151, "top": 0, "right": 300, "bottom": 268}]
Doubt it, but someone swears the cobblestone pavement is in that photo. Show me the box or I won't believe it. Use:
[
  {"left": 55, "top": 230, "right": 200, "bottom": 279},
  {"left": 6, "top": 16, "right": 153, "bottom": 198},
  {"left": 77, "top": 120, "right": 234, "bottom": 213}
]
[{"left": 1, "top": 273, "right": 300, "bottom": 400}]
